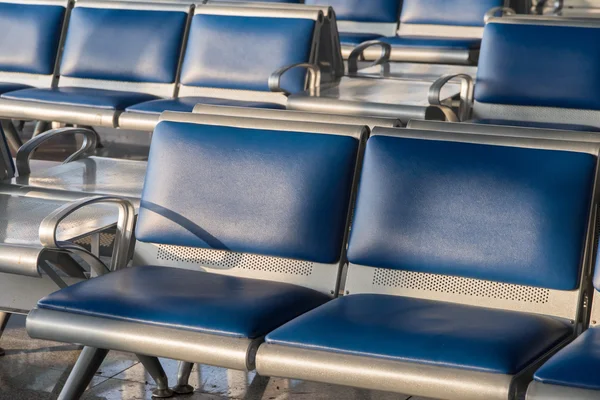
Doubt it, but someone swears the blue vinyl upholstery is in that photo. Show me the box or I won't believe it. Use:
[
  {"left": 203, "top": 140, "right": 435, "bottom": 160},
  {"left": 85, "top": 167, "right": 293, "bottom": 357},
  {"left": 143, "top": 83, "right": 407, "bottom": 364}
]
[
  {"left": 339, "top": 33, "right": 385, "bottom": 47},
  {"left": 135, "top": 122, "right": 358, "bottom": 264},
  {"left": 475, "top": 22, "right": 600, "bottom": 110},
  {"left": 180, "top": 14, "right": 315, "bottom": 94},
  {"left": 379, "top": 36, "right": 481, "bottom": 50},
  {"left": 400, "top": 0, "right": 504, "bottom": 27},
  {"left": 125, "top": 97, "right": 285, "bottom": 114},
  {"left": 2, "top": 87, "right": 159, "bottom": 110},
  {"left": 267, "top": 294, "right": 572, "bottom": 374},
  {"left": 60, "top": 7, "right": 187, "bottom": 83},
  {"left": 533, "top": 327, "right": 600, "bottom": 390},
  {"left": 0, "top": 2, "right": 65, "bottom": 75},
  {"left": 0, "top": 83, "right": 31, "bottom": 95},
  {"left": 37, "top": 266, "right": 330, "bottom": 339},
  {"left": 347, "top": 136, "right": 595, "bottom": 290},
  {"left": 305, "top": 0, "right": 402, "bottom": 22}
]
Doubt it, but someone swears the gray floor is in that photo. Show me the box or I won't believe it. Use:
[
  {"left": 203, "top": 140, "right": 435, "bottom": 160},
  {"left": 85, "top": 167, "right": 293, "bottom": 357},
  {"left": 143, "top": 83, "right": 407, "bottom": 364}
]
[{"left": 0, "top": 315, "right": 419, "bottom": 400}]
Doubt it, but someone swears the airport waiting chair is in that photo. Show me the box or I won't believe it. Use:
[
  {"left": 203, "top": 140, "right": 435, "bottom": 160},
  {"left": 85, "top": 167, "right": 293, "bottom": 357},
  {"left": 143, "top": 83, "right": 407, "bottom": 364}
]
[
  {"left": 0, "top": 0, "right": 70, "bottom": 150},
  {"left": 353, "top": 0, "right": 513, "bottom": 65},
  {"left": 0, "top": 0, "right": 191, "bottom": 129},
  {"left": 526, "top": 249, "right": 600, "bottom": 399},
  {"left": 26, "top": 117, "right": 366, "bottom": 400},
  {"left": 304, "top": 0, "right": 402, "bottom": 58},
  {"left": 428, "top": 18, "right": 600, "bottom": 128},
  {"left": 119, "top": 3, "right": 332, "bottom": 131},
  {"left": 254, "top": 128, "right": 598, "bottom": 400}
]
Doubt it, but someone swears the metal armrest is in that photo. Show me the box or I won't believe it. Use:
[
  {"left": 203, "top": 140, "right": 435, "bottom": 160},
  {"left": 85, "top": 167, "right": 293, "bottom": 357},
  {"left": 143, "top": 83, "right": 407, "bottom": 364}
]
[
  {"left": 268, "top": 63, "right": 321, "bottom": 96},
  {"left": 16, "top": 127, "right": 98, "bottom": 176},
  {"left": 484, "top": 6, "right": 516, "bottom": 23},
  {"left": 39, "top": 196, "right": 136, "bottom": 278},
  {"left": 347, "top": 40, "right": 391, "bottom": 74},
  {"left": 428, "top": 74, "right": 474, "bottom": 122}
]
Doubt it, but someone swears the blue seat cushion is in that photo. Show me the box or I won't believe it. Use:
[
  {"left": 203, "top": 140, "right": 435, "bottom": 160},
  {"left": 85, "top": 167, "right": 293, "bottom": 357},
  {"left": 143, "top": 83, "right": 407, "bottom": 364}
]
[
  {"left": 534, "top": 327, "right": 600, "bottom": 390},
  {"left": 472, "top": 119, "right": 600, "bottom": 133},
  {"left": 37, "top": 265, "right": 330, "bottom": 339},
  {"left": 1, "top": 87, "right": 160, "bottom": 110},
  {"left": 267, "top": 294, "right": 573, "bottom": 374},
  {"left": 126, "top": 97, "right": 285, "bottom": 114},
  {"left": 339, "top": 33, "right": 384, "bottom": 47},
  {"left": 380, "top": 36, "right": 481, "bottom": 50},
  {"left": 0, "top": 83, "right": 31, "bottom": 95}
]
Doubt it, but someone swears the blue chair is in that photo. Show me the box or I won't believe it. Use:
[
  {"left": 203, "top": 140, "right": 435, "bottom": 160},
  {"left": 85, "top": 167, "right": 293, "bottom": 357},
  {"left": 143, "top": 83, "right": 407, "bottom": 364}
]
[
  {"left": 354, "top": 0, "right": 511, "bottom": 65},
  {"left": 470, "top": 18, "right": 600, "bottom": 131},
  {"left": 0, "top": 0, "right": 70, "bottom": 148},
  {"left": 526, "top": 259, "right": 600, "bottom": 399},
  {"left": 119, "top": 4, "right": 330, "bottom": 131},
  {"left": 26, "top": 118, "right": 366, "bottom": 399},
  {"left": 0, "top": 0, "right": 190, "bottom": 128},
  {"left": 254, "top": 127, "right": 598, "bottom": 400},
  {"left": 305, "top": 0, "right": 402, "bottom": 58}
]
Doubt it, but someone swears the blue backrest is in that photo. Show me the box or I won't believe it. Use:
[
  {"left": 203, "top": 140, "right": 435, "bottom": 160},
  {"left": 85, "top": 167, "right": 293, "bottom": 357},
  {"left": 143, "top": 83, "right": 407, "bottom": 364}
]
[
  {"left": 400, "top": 0, "right": 504, "bottom": 27},
  {"left": 347, "top": 135, "right": 596, "bottom": 291},
  {"left": 136, "top": 121, "right": 359, "bottom": 264},
  {"left": 60, "top": 4, "right": 188, "bottom": 83},
  {"left": 179, "top": 11, "right": 316, "bottom": 94},
  {"left": 305, "top": 0, "right": 401, "bottom": 22},
  {"left": 475, "top": 21, "right": 600, "bottom": 110},
  {"left": 0, "top": 1, "right": 66, "bottom": 75}
]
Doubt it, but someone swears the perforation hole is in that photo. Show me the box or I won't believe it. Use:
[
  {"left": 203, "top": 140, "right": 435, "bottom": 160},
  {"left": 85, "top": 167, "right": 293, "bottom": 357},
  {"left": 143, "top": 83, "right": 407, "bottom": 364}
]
[
  {"left": 156, "top": 244, "right": 313, "bottom": 276},
  {"left": 372, "top": 269, "right": 550, "bottom": 304}
]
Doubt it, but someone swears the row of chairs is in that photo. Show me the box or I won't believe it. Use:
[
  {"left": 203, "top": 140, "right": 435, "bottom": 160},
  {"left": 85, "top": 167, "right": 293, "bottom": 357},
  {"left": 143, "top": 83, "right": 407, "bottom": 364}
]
[
  {"left": 0, "top": 0, "right": 341, "bottom": 150},
  {"left": 17, "top": 108, "right": 600, "bottom": 400}
]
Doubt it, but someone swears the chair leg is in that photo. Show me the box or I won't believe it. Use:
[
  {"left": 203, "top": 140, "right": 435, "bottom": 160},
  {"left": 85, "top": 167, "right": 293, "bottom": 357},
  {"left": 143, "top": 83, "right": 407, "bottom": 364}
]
[
  {"left": 172, "top": 361, "right": 194, "bottom": 394},
  {"left": 136, "top": 354, "right": 173, "bottom": 398},
  {"left": 33, "top": 121, "right": 50, "bottom": 137},
  {"left": 58, "top": 346, "right": 108, "bottom": 400},
  {"left": 0, "top": 312, "right": 10, "bottom": 357},
  {"left": 1, "top": 120, "right": 22, "bottom": 153}
]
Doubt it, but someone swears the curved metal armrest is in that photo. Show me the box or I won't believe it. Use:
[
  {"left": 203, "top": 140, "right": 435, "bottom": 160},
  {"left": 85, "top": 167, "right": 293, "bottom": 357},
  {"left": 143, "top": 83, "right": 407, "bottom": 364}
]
[
  {"left": 39, "top": 196, "right": 136, "bottom": 276},
  {"left": 429, "top": 74, "right": 474, "bottom": 122},
  {"left": 16, "top": 127, "right": 99, "bottom": 176},
  {"left": 268, "top": 63, "right": 321, "bottom": 96},
  {"left": 347, "top": 40, "right": 391, "bottom": 74},
  {"left": 484, "top": 6, "right": 516, "bottom": 23}
]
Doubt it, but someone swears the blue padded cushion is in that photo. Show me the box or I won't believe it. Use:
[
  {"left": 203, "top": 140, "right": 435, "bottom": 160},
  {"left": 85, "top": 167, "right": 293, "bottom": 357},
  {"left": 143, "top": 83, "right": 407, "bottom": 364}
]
[
  {"left": 476, "top": 22, "right": 600, "bottom": 110},
  {"left": 37, "top": 266, "right": 330, "bottom": 339},
  {"left": 400, "top": 0, "right": 504, "bottom": 27},
  {"left": 0, "top": 3, "right": 65, "bottom": 74},
  {"left": 267, "top": 294, "right": 573, "bottom": 374},
  {"left": 339, "top": 33, "right": 384, "bottom": 46},
  {"left": 472, "top": 119, "right": 600, "bottom": 133},
  {"left": 60, "top": 7, "right": 187, "bottom": 83},
  {"left": 136, "top": 122, "right": 358, "bottom": 264},
  {"left": 534, "top": 327, "right": 600, "bottom": 390},
  {"left": 380, "top": 36, "right": 481, "bottom": 50},
  {"left": 0, "top": 83, "right": 31, "bottom": 95},
  {"left": 1, "top": 87, "right": 159, "bottom": 110},
  {"left": 347, "top": 136, "right": 595, "bottom": 290},
  {"left": 126, "top": 97, "right": 285, "bottom": 114},
  {"left": 305, "top": 0, "right": 401, "bottom": 22},
  {"left": 180, "top": 14, "right": 315, "bottom": 93}
]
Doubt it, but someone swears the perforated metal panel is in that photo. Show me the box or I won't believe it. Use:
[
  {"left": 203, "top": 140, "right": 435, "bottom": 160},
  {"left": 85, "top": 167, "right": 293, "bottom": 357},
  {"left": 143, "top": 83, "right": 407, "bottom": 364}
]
[
  {"left": 372, "top": 268, "right": 550, "bottom": 304},
  {"left": 133, "top": 241, "right": 339, "bottom": 295},
  {"left": 156, "top": 244, "right": 313, "bottom": 276},
  {"left": 345, "top": 263, "right": 579, "bottom": 319}
]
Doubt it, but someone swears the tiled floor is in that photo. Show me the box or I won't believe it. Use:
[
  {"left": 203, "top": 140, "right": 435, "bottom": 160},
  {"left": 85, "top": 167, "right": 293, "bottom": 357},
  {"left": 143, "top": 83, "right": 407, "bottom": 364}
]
[{"left": 0, "top": 315, "right": 416, "bottom": 400}]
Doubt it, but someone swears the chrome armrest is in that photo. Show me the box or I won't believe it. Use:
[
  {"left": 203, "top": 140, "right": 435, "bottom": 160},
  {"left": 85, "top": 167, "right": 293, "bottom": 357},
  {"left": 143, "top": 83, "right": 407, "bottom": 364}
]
[
  {"left": 16, "top": 127, "right": 99, "bottom": 176},
  {"left": 347, "top": 40, "right": 391, "bottom": 74},
  {"left": 484, "top": 6, "right": 516, "bottom": 23},
  {"left": 39, "top": 196, "right": 136, "bottom": 277},
  {"left": 268, "top": 63, "right": 321, "bottom": 96},
  {"left": 428, "top": 74, "right": 474, "bottom": 122}
]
